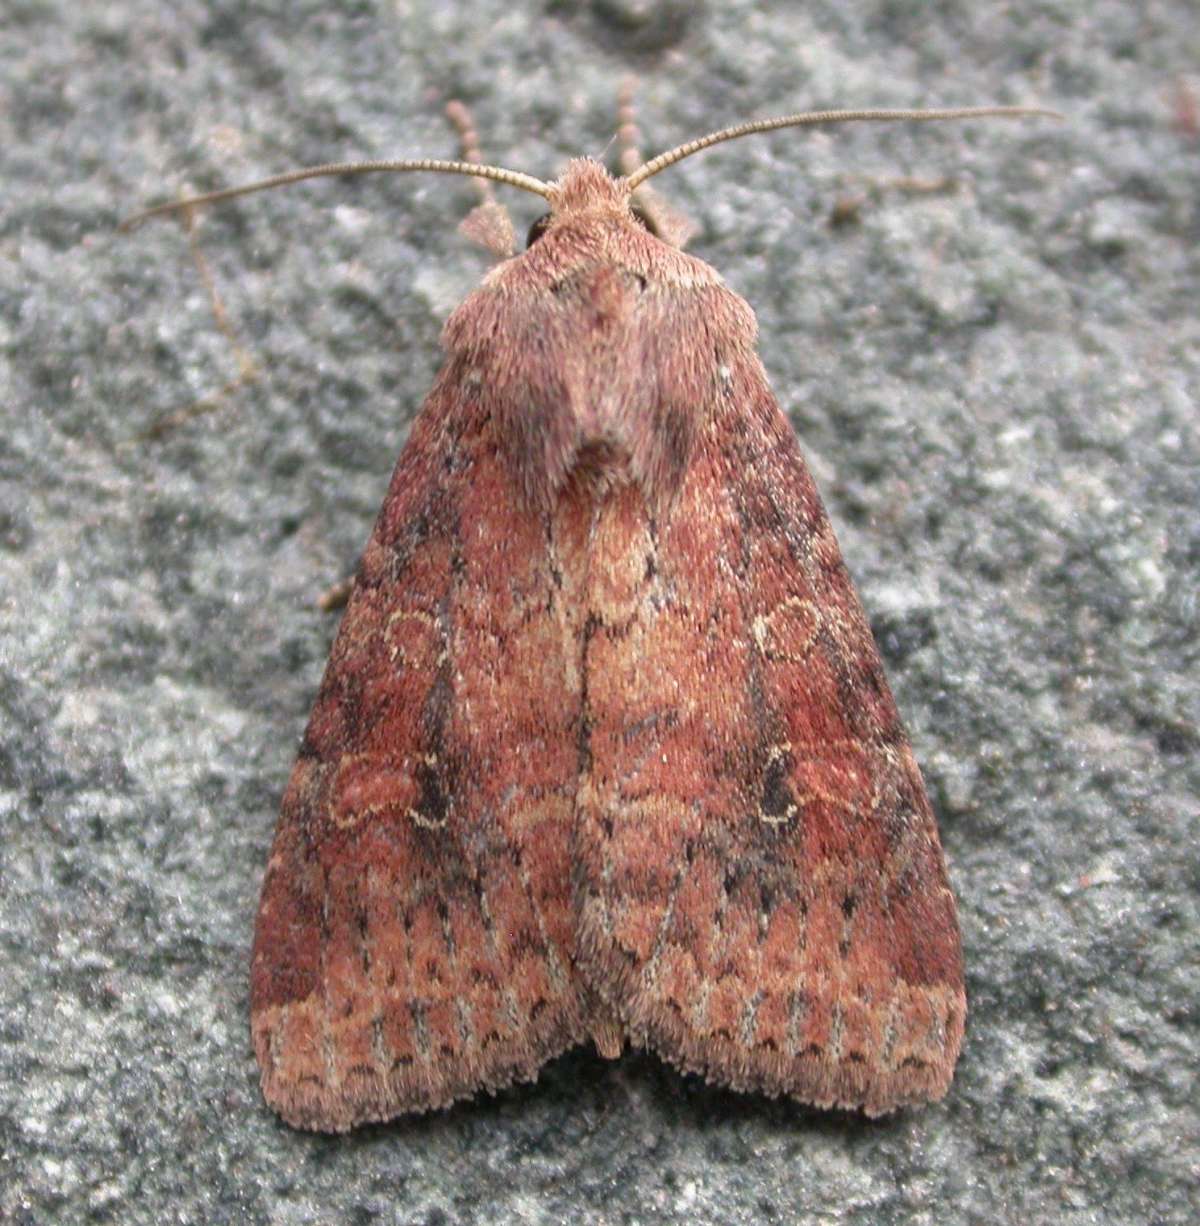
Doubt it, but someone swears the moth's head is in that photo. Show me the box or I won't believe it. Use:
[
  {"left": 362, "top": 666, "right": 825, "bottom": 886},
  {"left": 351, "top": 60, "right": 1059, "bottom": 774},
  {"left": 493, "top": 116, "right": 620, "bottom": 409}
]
[{"left": 523, "top": 157, "right": 679, "bottom": 250}]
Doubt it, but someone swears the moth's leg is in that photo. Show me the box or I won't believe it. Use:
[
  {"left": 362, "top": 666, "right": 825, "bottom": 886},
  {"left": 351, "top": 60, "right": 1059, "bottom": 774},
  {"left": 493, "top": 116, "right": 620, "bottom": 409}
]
[
  {"left": 617, "top": 77, "right": 645, "bottom": 176},
  {"left": 316, "top": 576, "right": 354, "bottom": 612},
  {"left": 445, "top": 100, "right": 498, "bottom": 206},
  {"left": 316, "top": 102, "right": 518, "bottom": 614},
  {"left": 135, "top": 196, "right": 259, "bottom": 440},
  {"left": 314, "top": 101, "right": 518, "bottom": 612},
  {"left": 615, "top": 80, "right": 698, "bottom": 250},
  {"left": 445, "top": 100, "right": 517, "bottom": 256}
]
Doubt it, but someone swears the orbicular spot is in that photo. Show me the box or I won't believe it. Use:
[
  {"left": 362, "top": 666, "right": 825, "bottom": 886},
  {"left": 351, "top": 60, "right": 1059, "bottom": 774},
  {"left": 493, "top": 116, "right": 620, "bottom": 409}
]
[
  {"left": 383, "top": 608, "right": 443, "bottom": 669},
  {"left": 751, "top": 597, "right": 822, "bottom": 663}
]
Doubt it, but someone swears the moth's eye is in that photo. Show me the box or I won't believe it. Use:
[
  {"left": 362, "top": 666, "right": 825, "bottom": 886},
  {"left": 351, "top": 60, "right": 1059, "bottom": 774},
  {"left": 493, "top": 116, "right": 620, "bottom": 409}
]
[
  {"left": 631, "top": 205, "right": 660, "bottom": 237},
  {"left": 526, "top": 213, "right": 552, "bottom": 247}
]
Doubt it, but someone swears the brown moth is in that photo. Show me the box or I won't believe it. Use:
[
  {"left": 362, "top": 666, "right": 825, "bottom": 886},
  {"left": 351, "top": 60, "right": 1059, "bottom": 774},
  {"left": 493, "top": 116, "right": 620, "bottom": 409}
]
[{"left": 131, "top": 97, "right": 1051, "bottom": 1131}]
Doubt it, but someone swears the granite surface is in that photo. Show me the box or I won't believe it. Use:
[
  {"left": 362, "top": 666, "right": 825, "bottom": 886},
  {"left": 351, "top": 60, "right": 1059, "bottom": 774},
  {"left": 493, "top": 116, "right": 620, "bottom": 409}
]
[{"left": 2, "top": 2, "right": 1197, "bottom": 1222}]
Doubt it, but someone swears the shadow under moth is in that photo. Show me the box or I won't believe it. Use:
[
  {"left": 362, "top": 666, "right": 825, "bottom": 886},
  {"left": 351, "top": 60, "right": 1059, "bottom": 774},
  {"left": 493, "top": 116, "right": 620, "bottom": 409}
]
[{"left": 130, "top": 93, "right": 1052, "bottom": 1131}]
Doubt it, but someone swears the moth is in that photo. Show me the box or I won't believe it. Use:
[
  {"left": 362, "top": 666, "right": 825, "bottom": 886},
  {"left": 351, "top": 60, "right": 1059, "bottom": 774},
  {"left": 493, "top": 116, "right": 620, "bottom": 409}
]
[{"left": 131, "top": 95, "right": 1050, "bottom": 1130}]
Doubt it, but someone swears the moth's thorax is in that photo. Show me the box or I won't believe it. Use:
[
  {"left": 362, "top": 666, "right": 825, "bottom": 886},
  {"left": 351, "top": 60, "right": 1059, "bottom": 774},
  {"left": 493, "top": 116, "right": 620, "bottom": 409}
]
[{"left": 436, "top": 159, "right": 758, "bottom": 510}]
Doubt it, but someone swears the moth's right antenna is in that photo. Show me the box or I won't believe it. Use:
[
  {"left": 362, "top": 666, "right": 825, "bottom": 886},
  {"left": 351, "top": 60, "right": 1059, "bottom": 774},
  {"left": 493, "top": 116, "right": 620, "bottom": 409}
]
[{"left": 627, "top": 105, "right": 1061, "bottom": 191}]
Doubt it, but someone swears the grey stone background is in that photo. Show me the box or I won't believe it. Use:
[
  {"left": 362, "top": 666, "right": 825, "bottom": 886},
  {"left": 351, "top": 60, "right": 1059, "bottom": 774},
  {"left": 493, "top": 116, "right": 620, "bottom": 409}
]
[{"left": 2, "top": 1, "right": 1196, "bottom": 1223}]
